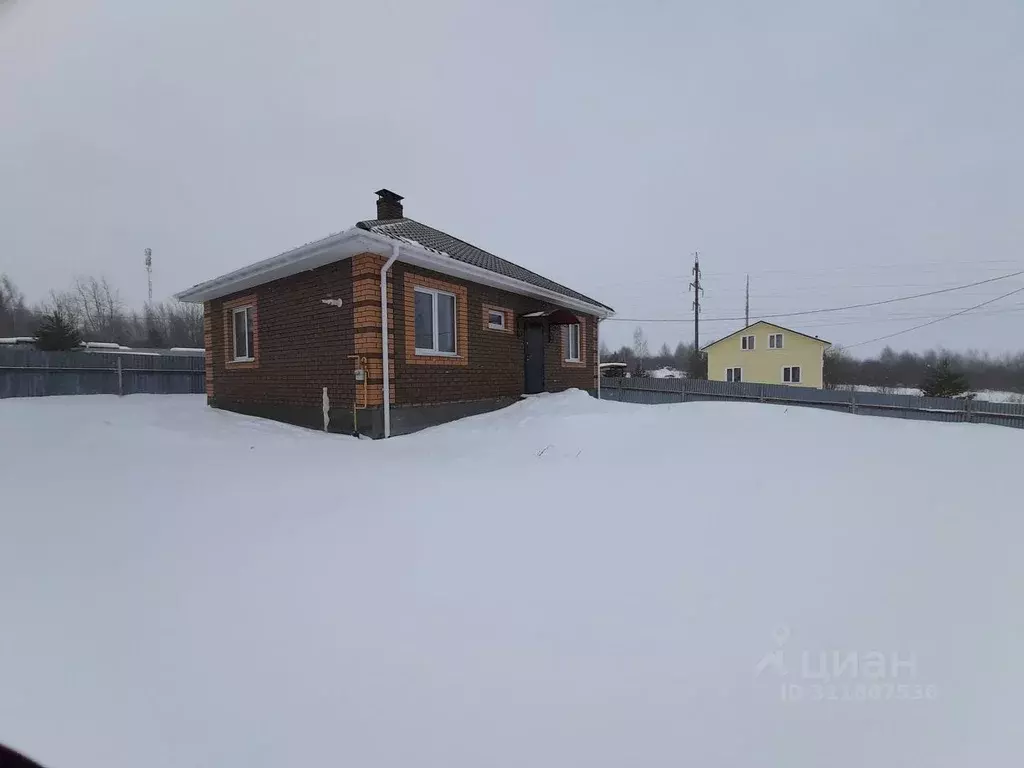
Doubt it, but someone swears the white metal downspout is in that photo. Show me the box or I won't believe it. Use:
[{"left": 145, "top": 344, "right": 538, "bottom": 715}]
[
  {"left": 381, "top": 244, "right": 399, "bottom": 438},
  {"left": 596, "top": 318, "right": 602, "bottom": 400}
]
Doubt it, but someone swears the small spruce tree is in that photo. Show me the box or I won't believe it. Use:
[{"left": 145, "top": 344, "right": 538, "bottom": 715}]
[
  {"left": 35, "top": 310, "right": 82, "bottom": 351},
  {"left": 920, "top": 356, "right": 970, "bottom": 398}
]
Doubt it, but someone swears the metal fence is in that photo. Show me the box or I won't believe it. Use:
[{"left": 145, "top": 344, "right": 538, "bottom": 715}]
[
  {"left": 599, "top": 377, "right": 1024, "bottom": 429},
  {"left": 0, "top": 348, "right": 205, "bottom": 398}
]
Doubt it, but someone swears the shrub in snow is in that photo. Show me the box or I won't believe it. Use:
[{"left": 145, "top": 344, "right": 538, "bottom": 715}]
[
  {"left": 687, "top": 350, "right": 708, "bottom": 380},
  {"left": 920, "top": 356, "right": 970, "bottom": 398},
  {"left": 34, "top": 310, "right": 81, "bottom": 351}
]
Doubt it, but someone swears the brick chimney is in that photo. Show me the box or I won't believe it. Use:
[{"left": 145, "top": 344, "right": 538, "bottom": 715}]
[{"left": 375, "top": 189, "right": 404, "bottom": 220}]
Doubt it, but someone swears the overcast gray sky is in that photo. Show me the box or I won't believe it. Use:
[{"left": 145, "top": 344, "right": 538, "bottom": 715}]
[{"left": 2, "top": 0, "right": 1021, "bottom": 356}]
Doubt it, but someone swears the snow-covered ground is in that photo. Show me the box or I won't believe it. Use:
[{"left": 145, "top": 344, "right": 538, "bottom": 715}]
[
  {"left": 2, "top": 393, "right": 1023, "bottom": 768},
  {"left": 837, "top": 384, "right": 1024, "bottom": 403},
  {"left": 649, "top": 366, "right": 685, "bottom": 378}
]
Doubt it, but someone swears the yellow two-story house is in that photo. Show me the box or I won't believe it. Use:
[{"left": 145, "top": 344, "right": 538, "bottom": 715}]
[{"left": 702, "top": 321, "right": 831, "bottom": 388}]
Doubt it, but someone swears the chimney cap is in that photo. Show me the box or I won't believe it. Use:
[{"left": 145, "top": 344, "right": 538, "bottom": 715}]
[{"left": 375, "top": 188, "right": 404, "bottom": 202}]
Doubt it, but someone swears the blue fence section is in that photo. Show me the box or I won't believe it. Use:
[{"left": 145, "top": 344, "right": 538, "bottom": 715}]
[
  {"left": 0, "top": 348, "right": 205, "bottom": 398},
  {"left": 599, "top": 377, "right": 1024, "bottom": 429}
]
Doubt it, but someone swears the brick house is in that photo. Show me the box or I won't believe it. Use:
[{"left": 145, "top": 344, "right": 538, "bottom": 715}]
[{"left": 175, "top": 190, "right": 614, "bottom": 437}]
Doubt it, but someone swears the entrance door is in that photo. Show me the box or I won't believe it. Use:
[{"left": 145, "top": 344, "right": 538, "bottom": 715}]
[{"left": 524, "top": 323, "right": 545, "bottom": 394}]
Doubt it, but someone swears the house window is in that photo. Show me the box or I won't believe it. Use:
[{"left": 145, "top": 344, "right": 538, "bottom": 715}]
[
  {"left": 232, "top": 306, "right": 254, "bottom": 361},
  {"left": 414, "top": 287, "right": 457, "bottom": 355},
  {"left": 565, "top": 324, "right": 581, "bottom": 362},
  {"left": 783, "top": 366, "right": 801, "bottom": 384},
  {"left": 726, "top": 367, "right": 742, "bottom": 382},
  {"left": 487, "top": 310, "right": 505, "bottom": 330},
  {"left": 769, "top": 333, "right": 784, "bottom": 349},
  {"left": 741, "top": 335, "right": 755, "bottom": 350}
]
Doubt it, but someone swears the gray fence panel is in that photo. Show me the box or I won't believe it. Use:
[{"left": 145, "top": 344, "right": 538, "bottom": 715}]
[
  {"left": 0, "top": 348, "right": 205, "bottom": 398},
  {"left": 688, "top": 379, "right": 762, "bottom": 399},
  {"left": 974, "top": 399, "right": 1024, "bottom": 416},
  {"left": 854, "top": 390, "right": 920, "bottom": 409},
  {"left": 598, "top": 378, "right": 1024, "bottom": 430},
  {"left": 616, "top": 377, "right": 682, "bottom": 392}
]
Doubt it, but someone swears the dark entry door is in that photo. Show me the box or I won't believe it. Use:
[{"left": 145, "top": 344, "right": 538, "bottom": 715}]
[{"left": 524, "top": 323, "right": 545, "bottom": 394}]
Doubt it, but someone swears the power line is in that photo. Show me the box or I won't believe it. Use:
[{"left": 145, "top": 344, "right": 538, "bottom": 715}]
[
  {"left": 700, "top": 259, "right": 1022, "bottom": 278},
  {"left": 785, "top": 304, "right": 1024, "bottom": 330},
  {"left": 585, "top": 264, "right": 1021, "bottom": 293},
  {"left": 839, "top": 285, "right": 1024, "bottom": 350},
  {"left": 606, "top": 303, "right": 1024, "bottom": 330},
  {"left": 603, "top": 269, "right": 1024, "bottom": 323}
]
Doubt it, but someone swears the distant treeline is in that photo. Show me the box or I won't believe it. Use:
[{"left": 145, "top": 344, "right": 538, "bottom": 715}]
[
  {"left": 0, "top": 274, "right": 202, "bottom": 349},
  {"left": 601, "top": 327, "right": 1024, "bottom": 393},
  {"left": 824, "top": 346, "right": 1024, "bottom": 393}
]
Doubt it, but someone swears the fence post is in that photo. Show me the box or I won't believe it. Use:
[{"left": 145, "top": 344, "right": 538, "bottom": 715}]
[
  {"left": 759, "top": 384, "right": 766, "bottom": 403},
  {"left": 965, "top": 396, "right": 973, "bottom": 423},
  {"left": 117, "top": 357, "right": 123, "bottom": 396},
  {"left": 850, "top": 390, "right": 857, "bottom": 414},
  {"left": 680, "top": 377, "right": 687, "bottom": 403}
]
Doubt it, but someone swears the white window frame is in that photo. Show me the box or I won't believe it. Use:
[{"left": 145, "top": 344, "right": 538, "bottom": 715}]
[
  {"left": 414, "top": 287, "right": 458, "bottom": 356},
  {"left": 741, "top": 334, "right": 755, "bottom": 351},
  {"left": 726, "top": 367, "right": 742, "bottom": 383},
  {"left": 564, "top": 323, "right": 581, "bottom": 362},
  {"left": 487, "top": 309, "right": 506, "bottom": 330},
  {"left": 769, "top": 333, "right": 784, "bottom": 349},
  {"left": 782, "top": 365, "right": 802, "bottom": 384},
  {"left": 231, "top": 306, "right": 254, "bottom": 361}
]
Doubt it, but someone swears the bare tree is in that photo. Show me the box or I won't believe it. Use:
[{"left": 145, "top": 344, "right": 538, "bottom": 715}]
[
  {"left": 40, "top": 289, "right": 80, "bottom": 326},
  {"left": 632, "top": 326, "right": 650, "bottom": 377},
  {"left": 72, "top": 276, "right": 125, "bottom": 340},
  {"left": 0, "top": 274, "right": 34, "bottom": 336},
  {"left": 632, "top": 326, "right": 649, "bottom": 361}
]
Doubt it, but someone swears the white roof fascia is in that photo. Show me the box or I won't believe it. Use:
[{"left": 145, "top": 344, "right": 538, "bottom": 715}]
[
  {"left": 175, "top": 227, "right": 614, "bottom": 318},
  {"left": 174, "top": 228, "right": 375, "bottom": 303}
]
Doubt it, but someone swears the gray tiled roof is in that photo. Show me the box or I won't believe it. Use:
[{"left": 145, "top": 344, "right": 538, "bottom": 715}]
[{"left": 356, "top": 218, "right": 613, "bottom": 311}]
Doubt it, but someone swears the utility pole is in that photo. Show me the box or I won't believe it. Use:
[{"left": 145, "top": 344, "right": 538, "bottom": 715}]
[
  {"left": 688, "top": 251, "right": 703, "bottom": 351},
  {"left": 745, "top": 273, "right": 750, "bottom": 327}
]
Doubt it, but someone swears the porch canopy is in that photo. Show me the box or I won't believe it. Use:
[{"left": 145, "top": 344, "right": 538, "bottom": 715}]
[
  {"left": 517, "top": 308, "right": 581, "bottom": 339},
  {"left": 519, "top": 308, "right": 580, "bottom": 325}
]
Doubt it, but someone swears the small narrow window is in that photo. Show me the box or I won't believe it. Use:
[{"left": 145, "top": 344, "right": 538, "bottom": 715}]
[
  {"left": 726, "top": 367, "right": 741, "bottom": 382},
  {"left": 769, "top": 333, "right": 784, "bottom": 349},
  {"left": 232, "top": 306, "right": 254, "bottom": 361},
  {"left": 741, "top": 335, "right": 755, "bottom": 350},
  {"left": 487, "top": 310, "right": 505, "bottom": 330},
  {"left": 565, "top": 324, "right": 581, "bottom": 362}
]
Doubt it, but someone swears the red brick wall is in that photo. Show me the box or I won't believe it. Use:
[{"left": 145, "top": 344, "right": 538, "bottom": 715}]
[
  {"left": 390, "top": 261, "right": 597, "bottom": 406},
  {"left": 206, "top": 259, "right": 356, "bottom": 409},
  {"left": 205, "top": 254, "right": 598, "bottom": 413}
]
